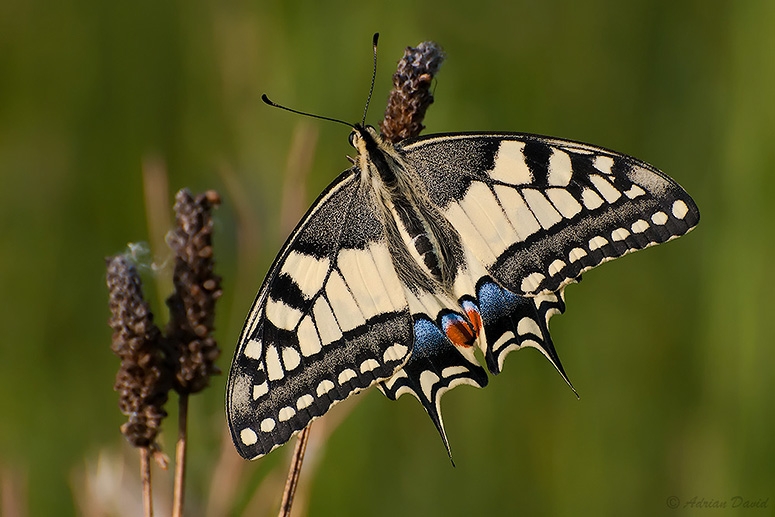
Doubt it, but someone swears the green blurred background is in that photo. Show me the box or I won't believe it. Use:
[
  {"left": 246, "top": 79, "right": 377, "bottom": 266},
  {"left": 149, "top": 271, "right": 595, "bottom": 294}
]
[{"left": 1, "top": 0, "right": 773, "bottom": 515}]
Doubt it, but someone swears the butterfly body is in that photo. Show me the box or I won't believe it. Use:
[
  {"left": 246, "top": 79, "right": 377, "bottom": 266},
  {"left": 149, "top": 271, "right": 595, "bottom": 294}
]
[
  {"left": 355, "top": 125, "right": 462, "bottom": 294},
  {"left": 227, "top": 126, "right": 699, "bottom": 460}
]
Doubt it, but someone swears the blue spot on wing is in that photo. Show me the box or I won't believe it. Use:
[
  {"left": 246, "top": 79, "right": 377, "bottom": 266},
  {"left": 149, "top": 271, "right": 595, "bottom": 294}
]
[
  {"left": 412, "top": 317, "right": 452, "bottom": 359},
  {"left": 476, "top": 278, "right": 571, "bottom": 388}
]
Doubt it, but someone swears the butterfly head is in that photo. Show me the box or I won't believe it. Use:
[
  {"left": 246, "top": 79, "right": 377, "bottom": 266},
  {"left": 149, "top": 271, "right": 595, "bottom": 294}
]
[
  {"left": 348, "top": 124, "right": 382, "bottom": 152},
  {"left": 347, "top": 124, "right": 402, "bottom": 183}
]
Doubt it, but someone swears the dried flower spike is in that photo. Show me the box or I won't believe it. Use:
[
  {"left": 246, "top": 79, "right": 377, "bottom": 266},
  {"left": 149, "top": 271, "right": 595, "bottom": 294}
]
[
  {"left": 166, "top": 189, "right": 223, "bottom": 394},
  {"left": 106, "top": 255, "right": 172, "bottom": 448},
  {"left": 380, "top": 41, "right": 446, "bottom": 142}
]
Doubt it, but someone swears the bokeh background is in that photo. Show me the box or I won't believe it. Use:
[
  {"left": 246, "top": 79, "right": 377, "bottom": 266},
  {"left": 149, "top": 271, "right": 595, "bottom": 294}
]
[{"left": 1, "top": 0, "right": 773, "bottom": 515}]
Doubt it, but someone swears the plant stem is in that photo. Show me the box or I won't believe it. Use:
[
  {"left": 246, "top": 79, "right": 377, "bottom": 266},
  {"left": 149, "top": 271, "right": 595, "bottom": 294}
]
[
  {"left": 140, "top": 447, "right": 153, "bottom": 517},
  {"left": 173, "top": 393, "right": 189, "bottom": 517},
  {"left": 278, "top": 424, "right": 312, "bottom": 517}
]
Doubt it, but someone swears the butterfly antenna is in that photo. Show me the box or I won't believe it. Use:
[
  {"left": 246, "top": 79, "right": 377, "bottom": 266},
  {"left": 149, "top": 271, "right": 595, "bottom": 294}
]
[
  {"left": 261, "top": 94, "right": 353, "bottom": 129},
  {"left": 361, "top": 32, "right": 379, "bottom": 126}
]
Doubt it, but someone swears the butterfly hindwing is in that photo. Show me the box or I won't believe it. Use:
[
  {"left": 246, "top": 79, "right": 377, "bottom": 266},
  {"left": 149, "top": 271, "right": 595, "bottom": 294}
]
[
  {"left": 227, "top": 169, "right": 413, "bottom": 460},
  {"left": 379, "top": 311, "right": 489, "bottom": 455},
  {"left": 399, "top": 133, "right": 700, "bottom": 296},
  {"left": 379, "top": 276, "right": 570, "bottom": 456},
  {"left": 475, "top": 278, "right": 568, "bottom": 379}
]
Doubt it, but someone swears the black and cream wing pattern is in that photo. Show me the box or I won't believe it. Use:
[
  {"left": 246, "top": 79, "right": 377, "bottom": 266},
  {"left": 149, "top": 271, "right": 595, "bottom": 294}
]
[{"left": 227, "top": 127, "right": 699, "bottom": 460}]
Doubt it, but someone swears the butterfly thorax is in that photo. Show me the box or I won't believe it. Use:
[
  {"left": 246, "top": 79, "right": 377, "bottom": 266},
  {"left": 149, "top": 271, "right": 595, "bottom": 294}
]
[{"left": 350, "top": 126, "right": 462, "bottom": 293}]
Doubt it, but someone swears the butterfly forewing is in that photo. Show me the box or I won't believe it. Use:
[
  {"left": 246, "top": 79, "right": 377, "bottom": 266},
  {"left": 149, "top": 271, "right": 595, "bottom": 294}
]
[
  {"left": 227, "top": 168, "right": 413, "bottom": 460},
  {"left": 399, "top": 133, "right": 700, "bottom": 296}
]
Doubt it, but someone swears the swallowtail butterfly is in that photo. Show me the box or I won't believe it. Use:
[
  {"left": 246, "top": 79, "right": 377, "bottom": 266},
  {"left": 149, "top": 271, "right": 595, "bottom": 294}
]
[{"left": 226, "top": 44, "right": 699, "bottom": 462}]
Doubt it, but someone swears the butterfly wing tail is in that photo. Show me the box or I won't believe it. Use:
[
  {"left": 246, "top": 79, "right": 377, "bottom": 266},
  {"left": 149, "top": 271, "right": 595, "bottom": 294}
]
[
  {"left": 379, "top": 314, "right": 488, "bottom": 460},
  {"left": 476, "top": 278, "right": 576, "bottom": 394}
]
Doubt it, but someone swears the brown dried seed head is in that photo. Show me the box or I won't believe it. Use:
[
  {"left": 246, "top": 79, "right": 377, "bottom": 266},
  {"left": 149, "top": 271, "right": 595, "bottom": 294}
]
[
  {"left": 380, "top": 41, "right": 446, "bottom": 143},
  {"left": 106, "top": 255, "right": 172, "bottom": 448},
  {"left": 166, "top": 189, "right": 223, "bottom": 394}
]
